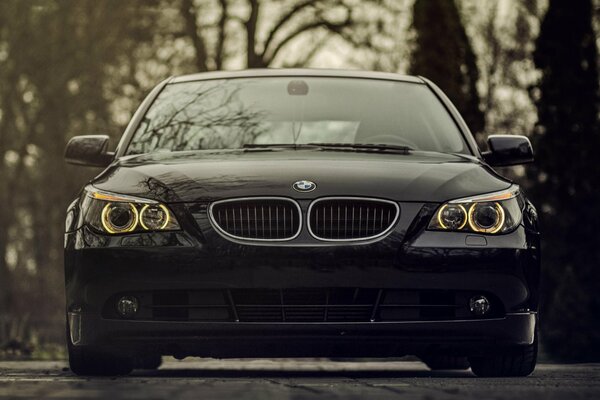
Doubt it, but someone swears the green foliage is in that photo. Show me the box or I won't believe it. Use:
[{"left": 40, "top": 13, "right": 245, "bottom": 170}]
[
  {"left": 409, "top": 0, "right": 484, "bottom": 140},
  {"left": 530, "top": 0, "right": 600, "bottom": 361}
]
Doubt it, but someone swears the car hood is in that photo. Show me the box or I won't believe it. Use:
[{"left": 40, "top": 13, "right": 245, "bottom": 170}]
[{"left": 91, "top": 149, "right": 511, "bottom": 203}]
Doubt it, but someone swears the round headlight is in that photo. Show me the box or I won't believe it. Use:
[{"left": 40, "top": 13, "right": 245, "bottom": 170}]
[
  {"left": 101, "top": 203, "right": 139, "bottom": 234},
  {"left": 139, "top": 204, "right": 170, "bottom": 231},
  {"left": 437, "top": 204, "right": 468, "bottom": 230},
  {"left": 468, "top": 202, "right": 505, "bottom": 233}
]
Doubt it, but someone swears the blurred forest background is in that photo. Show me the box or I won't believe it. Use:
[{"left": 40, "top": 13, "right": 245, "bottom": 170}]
[{"left": 0, "top": 0, "right": 599, "bottom": 361}]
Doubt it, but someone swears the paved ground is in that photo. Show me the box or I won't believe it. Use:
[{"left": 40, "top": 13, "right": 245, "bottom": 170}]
[{"left": 0, "top": 359, "right": 598, "bottom": 399}]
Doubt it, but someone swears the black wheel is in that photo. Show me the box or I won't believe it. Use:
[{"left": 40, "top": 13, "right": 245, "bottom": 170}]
[
  {"left": 421, "top": 355, "right": 470, "bottom": 370},
  {"left": 468, "top": 339, "right": 537, "bottom": 377},
  {"left": 134, "top": 354, "right": 162, "bottom": 370},
  {"left": 68, "top": 343, "right": 133, "bottom": 376},
  {"left": 67, "top": 325, "right": 133, "bottom": 376}
]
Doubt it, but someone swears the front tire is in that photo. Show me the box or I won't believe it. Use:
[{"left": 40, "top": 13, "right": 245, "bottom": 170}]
[
  {"left": 421, "top": 355, "right": 470, "bottom": 370},
  {"left": 67, "top": 331, "right": 133, "bottom": 376},
  {"left": 469, "top": 340, "right": 537, "bottom": 377},
  {"left": 134, "top": 354, "right": 162, "bottom": 370}
]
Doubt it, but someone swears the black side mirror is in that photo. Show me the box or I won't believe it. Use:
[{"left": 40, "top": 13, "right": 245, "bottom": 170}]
[
  {"left": 65, "top": 135, "right": 114, "bottom": 167},
  {"left": 482, "top": 135, "right": 534, "bottom": 167}
]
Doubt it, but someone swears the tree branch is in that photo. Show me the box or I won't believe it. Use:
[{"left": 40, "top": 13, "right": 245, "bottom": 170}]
[
  {"left": 215, "top": 0, "right": 228, "bottom": 70},
  {"left": 264, "top": 11, "right": 352, "bottom": 65},
  {"left": 262, "top": 0, "right": 319, "bottom": 58},
  {"left": 245, "top": 0, "right": 262, "bottom": 68},
  {"left": 282, "top": 33, "right": 329, "bottom": 67},
  {"left": 179, "top": 0, "right": 209, "bottom": 72}
]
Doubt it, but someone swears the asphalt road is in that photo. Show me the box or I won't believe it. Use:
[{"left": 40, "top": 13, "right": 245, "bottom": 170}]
[{"left": 0, "top": 359, "right": 598, "bottom": 400}]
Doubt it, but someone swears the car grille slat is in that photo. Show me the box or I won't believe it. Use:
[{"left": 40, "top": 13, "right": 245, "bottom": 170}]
[
  {"left": 268, "top": 206, "right": 272, "bottom": 237},
  {"left": 210, "top": 198, "right": 301, "bottom": 241},
  {"left": 309, "top": 198, "right": 399, "bottom": 241}
]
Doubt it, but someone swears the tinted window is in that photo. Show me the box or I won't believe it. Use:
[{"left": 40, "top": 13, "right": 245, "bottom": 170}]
[{"left": 126, "top": 77, "right": 468, "bottom": 155}]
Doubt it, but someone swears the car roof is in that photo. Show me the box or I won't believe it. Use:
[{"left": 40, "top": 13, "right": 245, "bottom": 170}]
[{"left": 169, "top": 68, "right": 425, "bottom": 84}]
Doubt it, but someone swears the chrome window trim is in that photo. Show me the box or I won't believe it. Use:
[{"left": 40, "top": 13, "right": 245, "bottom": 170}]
[
  {"left": 307, "top": 197, "right": 400, "bottom": 242},
  {"left": 208, "top": 197, "right": 303, "bottom": 242}
]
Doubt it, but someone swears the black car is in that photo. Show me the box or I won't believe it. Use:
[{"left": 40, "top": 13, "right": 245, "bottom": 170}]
[{"left": 64, "top": 69, "right": 540, "bottom": 377}]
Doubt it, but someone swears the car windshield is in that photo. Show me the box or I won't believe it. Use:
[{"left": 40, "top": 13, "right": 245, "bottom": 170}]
[{"left": 126, "top": 77, "right": 469, "bottom": 155}]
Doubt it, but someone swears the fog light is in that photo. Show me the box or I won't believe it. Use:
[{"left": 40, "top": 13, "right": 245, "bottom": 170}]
[
  {"left": 117, "top": 296, "right": 139, "bottom": 318},
  {"left": 469, "top": 295, "right": 490, "bottom": 316}
]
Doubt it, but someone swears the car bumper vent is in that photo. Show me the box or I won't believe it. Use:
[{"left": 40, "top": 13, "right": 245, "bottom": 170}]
[
  {"left": 308, "top": 198, "right": 399, "bottom": 240},
  {"left": 232, "top": 288, "right": 378, "bottom": 322},
  {"left": 209, "top": 198, "right": 301, "bottom": 241},
  {"left": 103, "top": 288, "right": 505, "bottom": 322}
]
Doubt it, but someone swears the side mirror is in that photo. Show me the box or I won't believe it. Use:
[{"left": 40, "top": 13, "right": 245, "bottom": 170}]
[
  {"left": 482, "top": 135, "right": 534, "bottom": 167},
  {"left": 65, "top": 135, "right": 114, "bottom": 167}
]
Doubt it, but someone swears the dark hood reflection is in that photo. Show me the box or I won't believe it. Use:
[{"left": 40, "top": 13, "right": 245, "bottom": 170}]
[{"left": 92, "top": 149, "right": 511, "bottom": 203}]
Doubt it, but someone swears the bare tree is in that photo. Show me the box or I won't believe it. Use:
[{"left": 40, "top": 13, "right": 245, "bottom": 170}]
[
  {"left": 178, "top": 0, "right": 383, "bottom": 70},
  {"left": 0, "top": 0, "right": 158, "bottom": 348},
  {"left": 462, "top": 0, "right": 544, "bottom": 137}
]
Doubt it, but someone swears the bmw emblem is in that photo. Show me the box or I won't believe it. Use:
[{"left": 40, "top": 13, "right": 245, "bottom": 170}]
[{"left": 293, "top": 180, "right": 317, "bottom": 192}]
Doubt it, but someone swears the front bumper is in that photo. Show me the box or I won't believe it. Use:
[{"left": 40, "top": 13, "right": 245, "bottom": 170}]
[
  {"left": 64, "top": 216, "right": 540, "bottom": 357},
  {"left": 69, "top": 311, "right": 536, "bottom": 357}
]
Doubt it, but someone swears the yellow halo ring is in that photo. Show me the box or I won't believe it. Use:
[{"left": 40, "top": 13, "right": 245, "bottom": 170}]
[
  {"left": 101, "top": 203, "right": 139, "bottom": 234},
  {"left": 139, "top": 204, "right": 170, "bottom": 231},
  {"left": 468, "top": 202, "right": 505, "bottom": 234},
  {"left": 437, "top": 204, "right": 468, "bottom": 230}
]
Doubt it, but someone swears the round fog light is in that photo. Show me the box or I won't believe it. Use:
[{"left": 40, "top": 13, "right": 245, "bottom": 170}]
[
  {"left": 469, "top": 295, "right": 490, "bottom": 316},
  {"left": 117, "top": 296, "right": 139, "bottom": 318}
]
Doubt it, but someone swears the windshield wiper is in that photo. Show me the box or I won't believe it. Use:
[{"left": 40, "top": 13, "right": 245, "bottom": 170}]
[
  {"left": 307, "top": 143, "right": 413, "bottom": 153},
  {"left": 242, "top": 143, "right": 319, "bottom": 149},
  {"left": 242, "top": 143, "right": 413, "bottom": 154}
]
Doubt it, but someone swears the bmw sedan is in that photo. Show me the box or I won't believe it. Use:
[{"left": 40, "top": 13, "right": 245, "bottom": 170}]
[{"left": 64, "top": 69, "right": 540, "bottom": 377}]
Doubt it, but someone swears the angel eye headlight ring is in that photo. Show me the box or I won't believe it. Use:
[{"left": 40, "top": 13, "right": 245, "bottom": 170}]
[
  {"left": 139, "top": 204, "right": 171, "bottom": 231},
  {"left": 427, "top": 186, "right": 521, "bottom": 234},
  {"left": 101, "top": 203, "right": 139, "bottom": 234},
  {"left": 437, "top": 204, "right": 468, "bottom": 230},
  {"left": 467, "top": 202, "right": 505, "bottom": 234}
]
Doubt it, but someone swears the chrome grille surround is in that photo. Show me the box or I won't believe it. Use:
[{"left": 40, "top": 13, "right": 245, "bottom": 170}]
[
  {"left": 208, "top": 197, "right": 302, "bottom": 242},
  {"left": 307, "top": 197, "right": 400, "bottom": 241}
]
